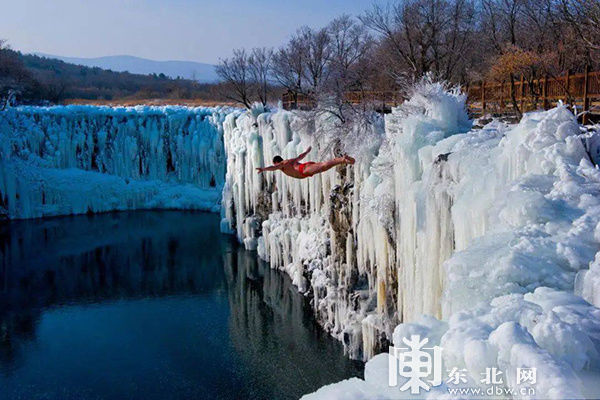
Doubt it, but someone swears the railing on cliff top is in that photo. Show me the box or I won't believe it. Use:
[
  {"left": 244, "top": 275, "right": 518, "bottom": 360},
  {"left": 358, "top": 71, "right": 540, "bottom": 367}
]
[
  {"left": 281, "top": 91, "right": 403, "bottom": 113},
  {"left": 281, "top": 67, "right": 600, "bottom": 123}
]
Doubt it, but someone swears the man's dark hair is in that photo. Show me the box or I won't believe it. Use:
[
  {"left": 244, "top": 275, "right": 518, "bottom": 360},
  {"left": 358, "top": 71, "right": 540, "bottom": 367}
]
[{"left": 273, "top": 155, "right": 283, "bottom": 164}]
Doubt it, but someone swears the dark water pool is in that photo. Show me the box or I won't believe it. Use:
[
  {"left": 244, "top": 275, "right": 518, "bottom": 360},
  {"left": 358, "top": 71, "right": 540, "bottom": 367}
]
[{"left": 0, "top": 211, "right": 362, "bottom": 400}]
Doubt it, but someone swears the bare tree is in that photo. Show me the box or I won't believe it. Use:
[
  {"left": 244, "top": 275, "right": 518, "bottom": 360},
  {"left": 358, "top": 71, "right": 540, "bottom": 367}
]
[
  {"left": 321, "top": 15, "right": 371, "bottom": 123},
  {"left": 558, "top": 0, "right": 600, "bottom": 62},
  {"left": 0, "top": 40, "right": 33, "bottom": 104},
  {"left": 248, "top": 47, "right": 273, "bottom": 107},
  {"left": 480, "top": 0, "right": 533, "bottom": 56},
  {"left": 361, "top": 0, "right": 475, "bottom": 82},
  {"left": 480, "top": 0, "right": 525, "bottom": 114},
  {"left": 272, "top": 36, "right": 306, "bottom": 108},
  {"left": 221, "top": 0, "right": 599, "bottom": 115},
  {"left": 272, "top": 26, "right": 333, "bottom": 108},
  {"left": 215, "top": 49, "right": 252, "bottom": 108},
  {"left": 480, "top": 0, "right": 566, "bottom": 114},
  {"left": 298, "top": 26, "right": 331, "bottom": 94}
]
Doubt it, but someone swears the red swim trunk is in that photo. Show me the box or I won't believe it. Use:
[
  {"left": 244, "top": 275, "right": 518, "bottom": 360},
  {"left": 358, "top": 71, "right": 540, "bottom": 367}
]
[{"left": 297, "top": 162, "right": 316, "bottom": 175}]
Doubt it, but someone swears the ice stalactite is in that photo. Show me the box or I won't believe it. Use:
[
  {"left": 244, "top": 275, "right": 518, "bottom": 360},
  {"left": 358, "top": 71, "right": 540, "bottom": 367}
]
[
  {"left": 222, "top": 105, "right": 383, "bottom": 359},
  {"left": 385, "top": 82, "right": 472, "bottom": 324},
  {"left": 0, "top": 105, "right": 228, "bottom": 218},
  {"left": 223, "top": 83, "right": 600, "bottom": 398},
  {"left": 302, "top": 103, "right": 600, "bottom": 398},
  {"left": 221, "top": 84, "right": 475, "bottom": 360}
]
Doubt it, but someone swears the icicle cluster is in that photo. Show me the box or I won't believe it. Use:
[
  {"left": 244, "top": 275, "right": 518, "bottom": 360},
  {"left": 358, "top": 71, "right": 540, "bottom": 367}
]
[
  {"left": 222, "top": 83, "right": 600, "bottom": 398},
  {"left": 221, "top": 83, "right": 474, "bottom": 359},
  {"left": 0, "top": 105, "right": 228, "bottom": 218}
]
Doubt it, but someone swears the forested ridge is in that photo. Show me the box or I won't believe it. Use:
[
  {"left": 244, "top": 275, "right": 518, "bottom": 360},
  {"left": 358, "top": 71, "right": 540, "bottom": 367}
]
[{"left": 0, "top": 43, "right": 225, "bottom": 104}]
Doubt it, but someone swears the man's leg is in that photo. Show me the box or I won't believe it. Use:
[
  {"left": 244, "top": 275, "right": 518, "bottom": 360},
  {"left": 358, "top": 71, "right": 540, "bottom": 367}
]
[{"left": 302, "top": 157, "right": 348, "bottom": 176}]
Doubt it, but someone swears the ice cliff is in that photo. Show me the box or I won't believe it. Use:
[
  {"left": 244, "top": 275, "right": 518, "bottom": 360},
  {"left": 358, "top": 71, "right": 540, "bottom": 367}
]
[
  {"left": 1, "top": 86, "right": 599, "bottom": 398},
  {"left": 0, "top": 105, "right": 228, "bottom": 218},
  {"left": 221, "top": 83, "right": 600, "bottom": 398}
]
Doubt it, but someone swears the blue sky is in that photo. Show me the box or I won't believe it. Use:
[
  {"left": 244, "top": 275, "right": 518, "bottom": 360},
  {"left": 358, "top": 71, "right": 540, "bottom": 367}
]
[{"left": 1, "top": 0, "right": 371, "bottom": 64}]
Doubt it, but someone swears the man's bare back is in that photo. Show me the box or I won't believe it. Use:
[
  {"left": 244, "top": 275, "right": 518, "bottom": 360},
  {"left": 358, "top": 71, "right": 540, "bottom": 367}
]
[{"left": 256, "top": 146, "right": 355, "bottom": 179}]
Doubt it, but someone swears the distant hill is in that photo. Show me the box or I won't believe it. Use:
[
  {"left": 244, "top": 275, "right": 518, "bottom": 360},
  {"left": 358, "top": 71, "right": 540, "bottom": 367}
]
[
  {"left": 33, "top": 53, "right": 219, "bottom": 83},
  {"left": 1, "top": 47, "right": 227, "bottom": 104}
]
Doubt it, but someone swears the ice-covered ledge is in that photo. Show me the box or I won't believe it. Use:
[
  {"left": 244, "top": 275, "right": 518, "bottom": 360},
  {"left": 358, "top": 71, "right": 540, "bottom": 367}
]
[{"left": 221, "top": 83, "right": 600, "bottom": 398}]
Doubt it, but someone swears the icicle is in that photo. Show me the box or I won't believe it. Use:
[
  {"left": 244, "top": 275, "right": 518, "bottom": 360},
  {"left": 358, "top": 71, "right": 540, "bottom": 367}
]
[{"left": 0, "top": 105, "right": 227, "bottom": 218}]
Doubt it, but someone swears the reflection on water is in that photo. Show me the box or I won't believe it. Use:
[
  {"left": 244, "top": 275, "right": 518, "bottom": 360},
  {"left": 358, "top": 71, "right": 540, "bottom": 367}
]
[{"left": 0, "top": 211, "right": 362, "bottom": 400}]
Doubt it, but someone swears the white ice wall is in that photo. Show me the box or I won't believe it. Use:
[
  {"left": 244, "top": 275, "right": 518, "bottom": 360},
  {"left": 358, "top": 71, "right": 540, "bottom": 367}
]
[
  {"left": 223, "top": 84, "right": 600, "bottom": 398},
  {"left": 0, "top": 105, "right": 228, "bottom": 219},
  {"left": 221, "top": 106, "right": 383, "bottom": 359},
  {"left": 221, "top": 84, "right": 475, "bottom": 360}
]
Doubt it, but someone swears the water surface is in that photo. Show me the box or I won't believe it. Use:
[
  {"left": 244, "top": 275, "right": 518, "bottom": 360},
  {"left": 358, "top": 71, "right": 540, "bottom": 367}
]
[{"left": 0, "top": 211, "right": 362, "bottom": 400}]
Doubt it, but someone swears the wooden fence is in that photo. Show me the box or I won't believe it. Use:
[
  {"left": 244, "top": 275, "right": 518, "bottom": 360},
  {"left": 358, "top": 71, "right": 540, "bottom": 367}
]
[
  {"left": 466, "top": 66, "right": 600, "bottom": 123},
  {"left": 281, "top": 67, "right": 600, "bottom": 123},
  {"left": 281, "top": 91, "right": 403, "bottom": 112}
]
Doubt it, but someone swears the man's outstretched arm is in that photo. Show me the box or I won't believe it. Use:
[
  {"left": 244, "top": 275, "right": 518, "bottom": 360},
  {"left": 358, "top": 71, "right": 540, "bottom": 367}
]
[
  {"left": 256, "top": 164, "right": 281, "bottom": 173},
  {"left": 294, "top": 146, "right": 312, "bottom": 162}
]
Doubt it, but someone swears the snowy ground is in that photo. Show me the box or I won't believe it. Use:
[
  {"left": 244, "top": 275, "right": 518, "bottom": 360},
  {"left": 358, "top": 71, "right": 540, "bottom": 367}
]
[
  {"left": 0, "top": 105, "right": 230, "bottom": 218},
  {"left": 221, "top": 84, "right": 600, "bottom": 399}
]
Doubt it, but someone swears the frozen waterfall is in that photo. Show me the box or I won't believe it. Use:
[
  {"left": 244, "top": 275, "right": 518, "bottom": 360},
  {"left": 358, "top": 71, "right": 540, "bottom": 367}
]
[
  {"left": 221, "top": 84, "right": 600, "bottom": 399},
  {"left": 2, "top": 87, "right": 600, "bottom": 399},
  {"left": 0, "top": 105, "right": 228, "bottom": 219}
]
